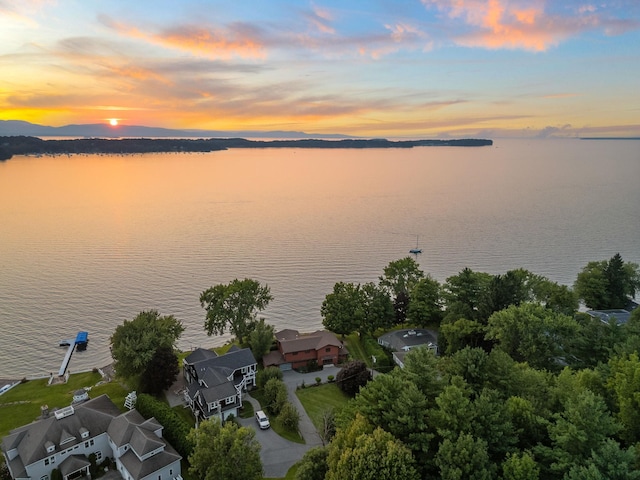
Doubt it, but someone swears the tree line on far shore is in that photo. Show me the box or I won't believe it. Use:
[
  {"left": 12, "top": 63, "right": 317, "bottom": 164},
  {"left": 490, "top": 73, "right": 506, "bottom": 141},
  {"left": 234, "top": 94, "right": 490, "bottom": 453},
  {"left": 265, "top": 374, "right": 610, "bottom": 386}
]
[{"left": 107, "top": 253, "right": 640, "bottom": 480}]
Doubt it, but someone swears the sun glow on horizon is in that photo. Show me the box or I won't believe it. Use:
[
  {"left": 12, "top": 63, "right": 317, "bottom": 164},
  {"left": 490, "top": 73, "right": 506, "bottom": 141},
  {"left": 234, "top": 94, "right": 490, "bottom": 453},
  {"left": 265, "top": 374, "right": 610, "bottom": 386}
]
[{"left": 109, "top": 118, "right": 118, "bottom": 126}]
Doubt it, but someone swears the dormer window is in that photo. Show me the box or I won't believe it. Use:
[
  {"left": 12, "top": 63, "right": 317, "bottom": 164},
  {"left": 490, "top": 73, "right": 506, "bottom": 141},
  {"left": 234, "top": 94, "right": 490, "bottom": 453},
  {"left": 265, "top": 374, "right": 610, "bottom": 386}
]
[
  {"left": 80, "top": 427, "right": 89, "bottom": 439},
  {"left": 45, "top": 441, "right": 55, "bottom": 454}
]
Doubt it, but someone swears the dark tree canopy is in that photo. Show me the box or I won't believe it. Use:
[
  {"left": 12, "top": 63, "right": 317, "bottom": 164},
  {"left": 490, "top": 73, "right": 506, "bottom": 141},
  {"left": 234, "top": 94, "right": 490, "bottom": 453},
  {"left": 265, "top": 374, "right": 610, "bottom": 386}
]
[
  {"left": 200, "top": 278, "right": 272, "bottom": 344},
  {"left": 574, "top": 254, "right": 640, "bottom": 309},
  {"left": 110, "top": 310, "right": 184, "bottom": 381},
  {"left": 248, "top": 317, "right": 275, "bottom": 361},
  {"left": 139, "top": 346, "right": 180, "bottom": 395},
  {"left": 336, "top": 360, "right": 372, "bottom": 397}
]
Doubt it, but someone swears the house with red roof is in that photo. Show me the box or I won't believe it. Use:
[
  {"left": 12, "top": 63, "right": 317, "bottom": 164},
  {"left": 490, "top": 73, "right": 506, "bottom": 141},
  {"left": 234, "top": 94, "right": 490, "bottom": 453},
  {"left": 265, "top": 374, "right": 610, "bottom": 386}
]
[{"left": 262, "top": 329, "right": 348, "bottom": 371}]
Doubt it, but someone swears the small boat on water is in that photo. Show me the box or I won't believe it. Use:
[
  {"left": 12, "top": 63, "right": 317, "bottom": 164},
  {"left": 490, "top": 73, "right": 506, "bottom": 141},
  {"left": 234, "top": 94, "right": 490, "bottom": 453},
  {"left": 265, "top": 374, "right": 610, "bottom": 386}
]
[{"left": 409, "top": 235, "right": 422, "bottom": 254}]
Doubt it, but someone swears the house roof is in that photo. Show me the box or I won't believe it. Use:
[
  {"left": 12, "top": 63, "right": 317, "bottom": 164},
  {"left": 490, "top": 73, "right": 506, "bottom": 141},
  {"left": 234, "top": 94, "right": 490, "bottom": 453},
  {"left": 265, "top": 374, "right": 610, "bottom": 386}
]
[
  {"left": 107, "top": 410, "right": 163, "bottom": 451},
  {"left": 184, "top": 347, "right": 218, "bottom": 364},
  {"left": 262, "top": 350, "right": 285, "bottom": 367},
  {"left": 276, "top": 330, "right": 343, "bottom": 354},
  {"left": 2, "top": 394, "right": 121, "bottom": 467},
  {"left": 378, "top": 329, "right": 438, "bottom": 352},
  {"left": 59, "top": 455, "right": 90, "bottom": 477},
  {"left": 586, "top": 309, "right": 631, "bottom": 326},
  {"left": 119, "top": 443, "right": 181, "bottom": 480}
]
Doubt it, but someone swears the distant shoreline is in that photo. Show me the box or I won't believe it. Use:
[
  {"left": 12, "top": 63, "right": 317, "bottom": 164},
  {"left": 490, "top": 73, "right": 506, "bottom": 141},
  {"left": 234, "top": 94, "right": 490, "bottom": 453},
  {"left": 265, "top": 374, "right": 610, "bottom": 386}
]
[{"left": 0, "top": 136, "right": 493, "bottom": 161}]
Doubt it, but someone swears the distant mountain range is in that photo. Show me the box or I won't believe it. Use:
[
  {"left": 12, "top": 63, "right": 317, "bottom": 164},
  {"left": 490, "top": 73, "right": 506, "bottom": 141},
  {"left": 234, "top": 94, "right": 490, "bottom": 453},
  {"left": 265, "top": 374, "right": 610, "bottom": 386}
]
[{"left": 0, "top": 120, "right": 354, "bottom": 139}]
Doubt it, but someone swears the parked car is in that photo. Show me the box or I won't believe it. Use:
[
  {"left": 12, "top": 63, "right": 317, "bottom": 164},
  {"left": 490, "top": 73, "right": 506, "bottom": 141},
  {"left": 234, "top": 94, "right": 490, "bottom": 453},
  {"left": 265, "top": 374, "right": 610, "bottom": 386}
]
[{"left": 255, "top": 410, "right": 270, "bottom": 429}]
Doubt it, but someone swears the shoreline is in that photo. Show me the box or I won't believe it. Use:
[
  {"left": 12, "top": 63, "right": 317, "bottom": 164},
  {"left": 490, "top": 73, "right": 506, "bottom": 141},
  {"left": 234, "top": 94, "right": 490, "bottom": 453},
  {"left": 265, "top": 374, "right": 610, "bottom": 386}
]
[{"left": 0, "top": 136, "right": 493, "bottom": 160}]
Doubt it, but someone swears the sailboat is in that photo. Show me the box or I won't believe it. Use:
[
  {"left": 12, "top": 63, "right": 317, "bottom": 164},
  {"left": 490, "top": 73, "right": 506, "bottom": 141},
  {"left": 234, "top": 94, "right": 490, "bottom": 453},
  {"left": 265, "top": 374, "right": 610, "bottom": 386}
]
[{"left": 409, "top": 235, "right": 422, "bottom": 254}]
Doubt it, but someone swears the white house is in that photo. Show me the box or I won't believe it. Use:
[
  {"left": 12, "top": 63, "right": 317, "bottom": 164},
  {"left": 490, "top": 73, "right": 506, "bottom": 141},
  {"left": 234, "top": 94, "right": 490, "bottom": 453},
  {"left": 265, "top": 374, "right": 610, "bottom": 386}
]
[{"left": 1, "top": 395, "right": 181, "bottom": 480}]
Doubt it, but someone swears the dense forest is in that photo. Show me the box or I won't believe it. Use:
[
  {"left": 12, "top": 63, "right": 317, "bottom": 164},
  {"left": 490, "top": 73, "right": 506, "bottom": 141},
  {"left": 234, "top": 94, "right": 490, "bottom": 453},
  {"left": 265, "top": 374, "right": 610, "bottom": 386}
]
[
  {"left": 302, "top": 253, "right": 640, "bottom": 480},
  {"left": 0, "top": 136, "right": 492, "bottom": 160}
]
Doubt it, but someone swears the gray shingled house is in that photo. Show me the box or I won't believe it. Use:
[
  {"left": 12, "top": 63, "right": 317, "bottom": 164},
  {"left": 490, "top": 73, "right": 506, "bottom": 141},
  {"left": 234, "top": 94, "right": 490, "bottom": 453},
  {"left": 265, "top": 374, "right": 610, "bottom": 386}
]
[
  {"left": 182, "top": 346, "right": 257, "bottom": 423},
  {"left": 1, "top": 395, "right": 181, "bottom": 480}
]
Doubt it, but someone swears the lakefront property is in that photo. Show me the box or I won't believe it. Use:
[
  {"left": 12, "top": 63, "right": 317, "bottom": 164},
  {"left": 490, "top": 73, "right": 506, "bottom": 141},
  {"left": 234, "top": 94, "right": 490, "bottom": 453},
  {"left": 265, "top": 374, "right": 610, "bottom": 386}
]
[
  {"left": 262, "top": 329, "right": 349, "bottom": 371},
  {"left": 1, "top": 395, "right": 181, "bottom": 480}
]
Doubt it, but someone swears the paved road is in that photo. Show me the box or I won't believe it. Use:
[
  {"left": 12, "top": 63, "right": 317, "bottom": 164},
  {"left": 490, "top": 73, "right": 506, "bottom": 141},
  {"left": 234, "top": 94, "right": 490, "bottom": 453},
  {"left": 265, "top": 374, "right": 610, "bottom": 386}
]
[
  {"left": 166, "top": 365, "right": 342, "bottom": 478},
  {"left": 240, "top": 365, "right": 340, "bottom": 478}
]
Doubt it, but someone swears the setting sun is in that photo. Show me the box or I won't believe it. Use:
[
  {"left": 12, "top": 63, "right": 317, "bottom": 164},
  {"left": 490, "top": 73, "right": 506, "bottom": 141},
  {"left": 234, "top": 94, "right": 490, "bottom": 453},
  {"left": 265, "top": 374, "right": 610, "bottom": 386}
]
[{"left": 109, "top": 118, "right": 118, "bottom": 126}]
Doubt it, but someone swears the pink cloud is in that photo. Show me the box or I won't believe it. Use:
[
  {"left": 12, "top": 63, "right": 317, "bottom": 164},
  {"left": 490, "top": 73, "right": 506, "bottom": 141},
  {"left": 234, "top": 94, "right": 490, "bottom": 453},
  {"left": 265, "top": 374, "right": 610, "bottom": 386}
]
[
  {"left": 422, "top": 0, "right": 637, "bottom": 51},
  {"left": 98, "top": 15, "right": 266, "bottom": 59}
]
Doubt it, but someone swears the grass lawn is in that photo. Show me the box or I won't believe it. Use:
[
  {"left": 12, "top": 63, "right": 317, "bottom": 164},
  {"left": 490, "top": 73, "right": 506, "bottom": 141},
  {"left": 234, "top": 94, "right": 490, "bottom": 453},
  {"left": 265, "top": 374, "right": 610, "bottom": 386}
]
[
  {"left": 0, "top": 372, "right": 131, "bottom": 439},
  {"left": 295, "top": 383, "right": 349, "bottom": 430},
  {"left": 344, "top": 333, "right": 371, "bottom": 366}
]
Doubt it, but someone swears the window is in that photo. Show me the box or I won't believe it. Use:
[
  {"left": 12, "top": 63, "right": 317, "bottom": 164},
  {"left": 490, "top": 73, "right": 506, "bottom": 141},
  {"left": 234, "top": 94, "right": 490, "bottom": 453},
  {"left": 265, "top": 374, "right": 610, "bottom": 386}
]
[
  {"left": 85, "top": 441, "right": 89, "bottom": 448},
  {"left": 50, "top": 457, "right": 56, "bottom": 464},
  {"left": 325, "top": 347, "right": 331, "bottom": 352},
  {"left": 170, "top": 470, "right": 173, "bottom": 476},
  {"left": 41, "top": 475, "right": 48, "bottom": 480},
  {"left": 89, "top": 439, "right": 95, "bottom": 446},
  {"left": 45, "top": 459, "right": 50, "bottom": 466},
  {"left": 95, "top": 451, "right": 103, "bottom": 461}
]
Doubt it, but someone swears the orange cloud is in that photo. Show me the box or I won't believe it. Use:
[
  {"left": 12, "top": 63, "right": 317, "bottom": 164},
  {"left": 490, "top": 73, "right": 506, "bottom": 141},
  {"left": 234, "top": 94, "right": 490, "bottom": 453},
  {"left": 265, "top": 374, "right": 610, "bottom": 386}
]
[
  {"left": 421, "top": 0, "right": 621, "bottom": 51},
  {"left": 98, "top": 15, "right": 266, "bottom": 59}
]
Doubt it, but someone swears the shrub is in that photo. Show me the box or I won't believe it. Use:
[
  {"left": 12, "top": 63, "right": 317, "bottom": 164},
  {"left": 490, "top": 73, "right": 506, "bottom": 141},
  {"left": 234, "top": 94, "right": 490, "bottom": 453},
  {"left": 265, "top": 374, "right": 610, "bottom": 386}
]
[
  {"left": 257, "top": 366, "right": 283, "bottom": 389},
  {"left": 277, "top": 402, "right": 300, "bottom": 433},
  {"left": 263, "top": 378, "right": 288, "bottom": 416},
  {"left": 336, "top": 360, "right": 371, "bottom": 397},
  {"left": 315, "top": 377, "right": 322, "bottom": 385},
  {"left": 136, "top": 393, "right": 194, "bottom": 457},
  {"left": 327, "top": 375, "right": 335, "bottom": 382}
]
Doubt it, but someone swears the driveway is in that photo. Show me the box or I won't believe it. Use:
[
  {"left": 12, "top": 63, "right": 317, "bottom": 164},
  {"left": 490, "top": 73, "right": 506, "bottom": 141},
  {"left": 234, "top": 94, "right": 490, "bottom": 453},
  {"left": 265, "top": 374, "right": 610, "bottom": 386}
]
[{"left": 239, "top": 364, "right": 340, "bottom": 478}]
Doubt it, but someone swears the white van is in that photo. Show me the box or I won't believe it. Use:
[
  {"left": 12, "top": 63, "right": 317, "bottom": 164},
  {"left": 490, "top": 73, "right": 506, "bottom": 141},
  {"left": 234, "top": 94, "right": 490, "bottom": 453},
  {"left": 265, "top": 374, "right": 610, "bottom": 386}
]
[{"left": 255, "top": 410, "right": 270, "bottom": 429}]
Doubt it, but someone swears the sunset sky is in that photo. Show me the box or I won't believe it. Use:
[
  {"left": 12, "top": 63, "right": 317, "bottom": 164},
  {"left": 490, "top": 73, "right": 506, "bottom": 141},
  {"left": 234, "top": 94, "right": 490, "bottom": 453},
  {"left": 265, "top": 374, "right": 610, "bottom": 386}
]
[{"left": 1, "top": 0, "right": 639, "bottom": 138}]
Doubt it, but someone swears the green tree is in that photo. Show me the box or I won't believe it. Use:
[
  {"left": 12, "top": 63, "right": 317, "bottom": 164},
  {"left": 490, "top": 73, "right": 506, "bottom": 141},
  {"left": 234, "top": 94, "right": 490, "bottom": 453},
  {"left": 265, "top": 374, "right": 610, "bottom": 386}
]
[
  {"left": 486, "top": 303, "right": 579, "bottom": 370},
  {"left": 530, "top": 277, "right": 578, "bottom": 315},
  {"left": 187, "top": 418, "right": 262, "bottom": 480},
  {"left": 321, "top": 282, "right": 362, "bottom": 337},
  {"left": 440, "top": 317, "right": 486, "bottom": 355},
  {"left": 443, "top": 268, "right": 492, "bottom": 322},
  {"left": 399, "top": 346, "right": 444, "bottom": 404},
  {"left": 574, "top": 254, "right": 640, "bottom": 309},
  {"left": 379, "top": 256, "right": 424, "bottom": 299},
  {"left": 358, "top": 282, "right": 394, "bottom": 334},
  {"left": 110, "top": 310, "right": 184, "bottom": 381},
  {"left": 478, "top": 269, "right": 532, "bottom": 320},
  {"left": 563, "top": 438, "right": 640, "bottom": 480},
  {"left": 350, "top": 372, "right": 432, "bottom": 456},
  {"left": 431, "top": 379, "right": 474, "bottom": 442},
  {"left": 139, "top": 345, "right": 179, "bottom": 396},
  {"left": 256, "top": 366, "right": 283, "bottom": 389},
  {"left": 502, "top": 451, "right": 540, "bottom": 480},
  {"left": 277, "top": 401, "right": 300, "bottom": 433},
  {"left": 435, "top": 432, "right": 495, "bottom": 480},
  {"left": 407, "top": 275, "right": 442, "bottom": 327},
  {"left": 326, "top": 421, "right": 420, "bottom": 480},
  {"left": 263, "top": 378, "right": 288, "bottom": 415},
  {"left": 294, "top": 447, "right": 328, "bottom": 480},
  {"left": 607, "top": 352, "right": 640, "bottom": 444},
  {"left": 248, "top": 317, "right": 274, "bottom": 362},
  {"left": 200, "top": 278, "right": 272, "bottom": 344},
  {"left": 546, "top": 389, "right": 620, "bottom": 474}
]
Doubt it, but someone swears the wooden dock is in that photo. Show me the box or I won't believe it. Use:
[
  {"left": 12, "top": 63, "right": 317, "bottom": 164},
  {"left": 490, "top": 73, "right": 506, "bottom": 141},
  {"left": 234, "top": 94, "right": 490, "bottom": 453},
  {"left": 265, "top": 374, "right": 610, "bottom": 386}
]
[{"left": 57, "top": 331, "right": 89, "bottom": 376}]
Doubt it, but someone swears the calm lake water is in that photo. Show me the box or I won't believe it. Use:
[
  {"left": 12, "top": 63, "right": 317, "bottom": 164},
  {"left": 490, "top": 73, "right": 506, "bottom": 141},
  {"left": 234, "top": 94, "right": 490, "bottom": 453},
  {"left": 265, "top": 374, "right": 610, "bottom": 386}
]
[{"left": 0, "top": 138, "right": 638, "bottom": 379}]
